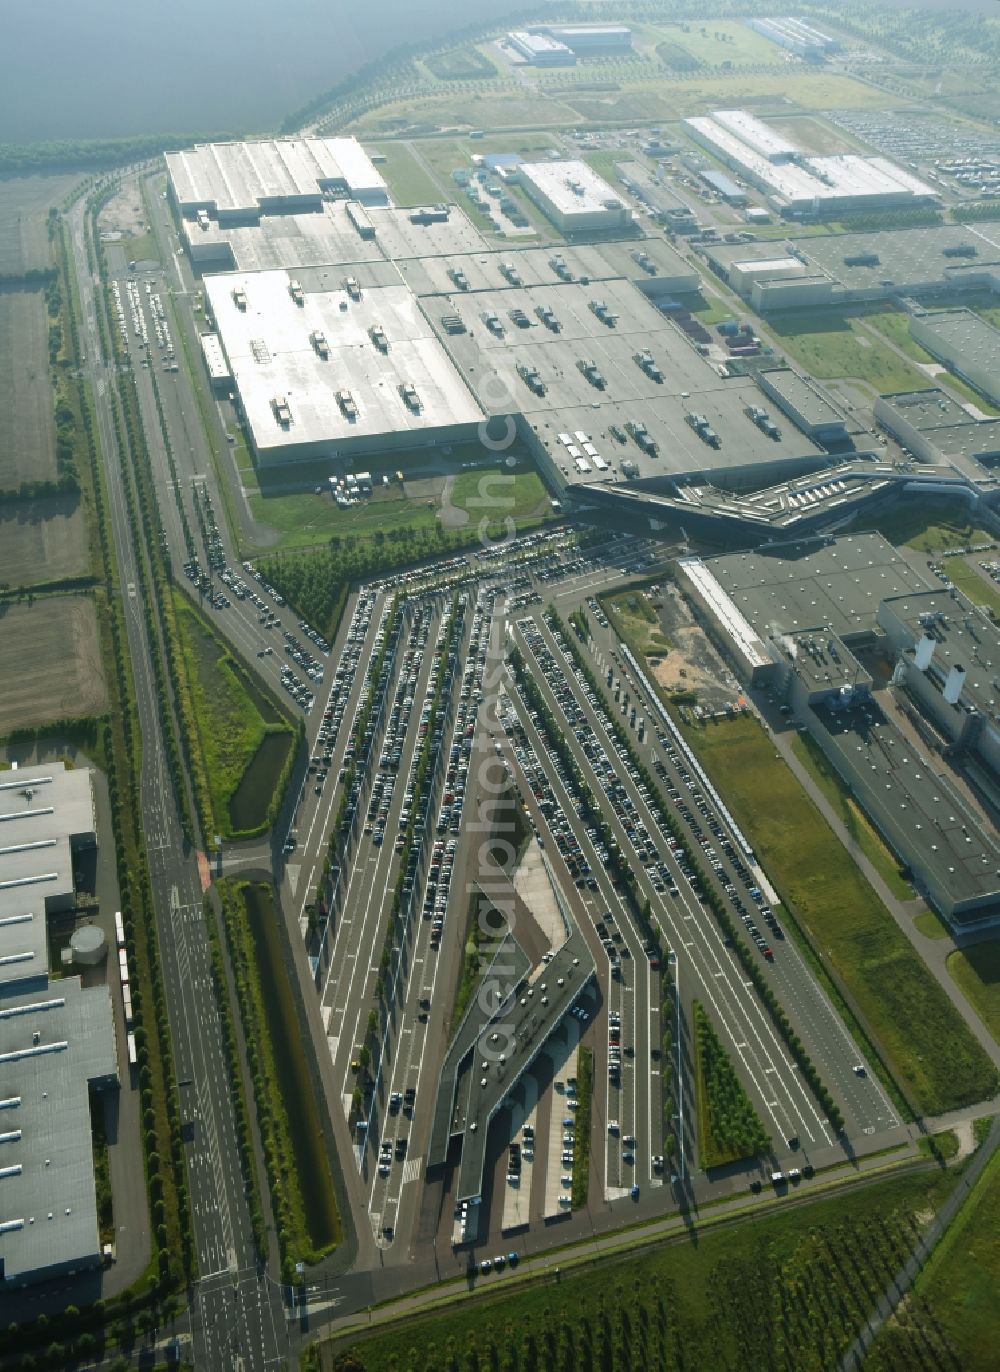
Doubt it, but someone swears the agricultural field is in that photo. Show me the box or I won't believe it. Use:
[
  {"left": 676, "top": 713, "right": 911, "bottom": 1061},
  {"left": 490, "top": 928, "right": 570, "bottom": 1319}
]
[
  {"left": 174, "top": 596, "right": 293, "bottom": 838},
  {"left": 872, "top": 1147, "right": 1000, "bottom": 1371},
  {"left": 0, "top": 174, "right": 82, "bottom": 275},
  {"left": 313, "top": 1166, "right": 958, "bottom": 1372},
  {"left": 765, "top": 310, "right": 931, "bottom": 394},
  {"left": 0, "top": 288, "right": 57, "bottom": 487},
  {"left": 369, "top": 142, "right": 441, "bottom": 207},
  {"left": 948, "top": 943, "right": 1000, "bottom": 1045},
  {"left": 424, "top": 46, "right": 497, "bottom": 82},
  {"left": 354, "top": 91, "right": 583, "bottom": 135},
  {"left": 0, "top": 493, "right": 90, "bottom": 587},
  {"left": 0, "top": 597, "right": 106, "bottom": 733},
  {"left": 649, "top": 19, "right": 789, "bottom": 70},
  {"left": 682, "top": 714, "right": 999, "bottom": 1116},
  {"left": 568, "top": 72, "right": 894, "bottom": 124}
]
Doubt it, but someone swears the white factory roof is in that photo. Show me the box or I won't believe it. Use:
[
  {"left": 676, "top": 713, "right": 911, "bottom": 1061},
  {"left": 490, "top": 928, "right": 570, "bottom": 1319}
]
[
  {"left": 685, "top": 116, "right": 936, "bottom": 208},
  {"left": 519, "top": 160, "right": 630, "bottom": 220},
  {"left": 199, "top": 333, "right": 230, "bottom": 382},
  {"left": 204, "top": 269, "right": 483, "bottom": 458},
  {"left": 733, "top": 256, "right": 805, "bottom": 276},
  {"left": 678, "top": 558, "right": 770, "bottom": 669},
  {"left": 509, "top": 30, "right": 571, "bottom": 56},
  {"left": 711, "top": 109, "right": 800, "bottom": 161},
  {"left": 0, "top": 766, "right": 95, "bottom": 923},
  {"left": 0, "top": 913, "right": 47, "bottom": 994},
  {"left": 0, "top": 978, "right": 117, "bottom": 1283},
  {"left": 166, "top": 137, "right": 388, "bottom": 215}
]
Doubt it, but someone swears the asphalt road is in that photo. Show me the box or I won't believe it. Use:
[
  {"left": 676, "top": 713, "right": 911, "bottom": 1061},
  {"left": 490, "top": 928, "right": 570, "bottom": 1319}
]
[{"left": 70, "top": 195, "right": 289, "bottom": 1371}]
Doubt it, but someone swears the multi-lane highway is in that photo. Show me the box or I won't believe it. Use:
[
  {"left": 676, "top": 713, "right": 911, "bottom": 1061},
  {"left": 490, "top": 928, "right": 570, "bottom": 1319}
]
[{"left": 69, "top": 194, "right": 289, "bottom": 1370}]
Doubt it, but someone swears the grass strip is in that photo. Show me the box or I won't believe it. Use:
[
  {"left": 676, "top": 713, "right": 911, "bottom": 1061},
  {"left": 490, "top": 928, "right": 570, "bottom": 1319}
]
[
  {"left": 693, "top": 1001, "right": 771, "bottom": 1170},
  {"left": 571, "top": 1046, "right": 593, "bottom": 1210},
  {"left": 683, "top": 714, "right": 999, "bottom": 1117},
  {"left": 204, "top": 898, "right": 268, "bottom": 1261},
  {"left": 218, "top": 878, "right": 341, "bottom": 1278}
]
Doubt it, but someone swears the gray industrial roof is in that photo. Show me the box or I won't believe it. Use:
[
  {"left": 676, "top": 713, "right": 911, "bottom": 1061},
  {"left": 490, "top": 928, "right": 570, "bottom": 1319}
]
[
  {"left": 0, "top": 978, "right": 117, "bottom": 1283},
  {"left": 911, "top": 307, "right": 1000, "bottom": 378},
  {"left": 799, "top": 224, "right": 1000, "bottom": 293},
  {"left": 781, "top": 629, "right": 871, "bottom": 696},
  {"left": 0, "top": 913, "right": 47, "bottom": 995},
  {"left": 813, "top": 698, "right": 1000, "bottom": 918},
  {"left": 876, "top": 389, "right": 1000, "bottom": 464},
  {"left": 758, "top": 369, "right": 848, "bottom": 432},
  {"left": 879, "top": 589, "right": 1000, "bottom": 724},
  {"left": 0, "top": 766, "right": 95, "bottom": 923},
  {"left": 704, "top": 533, "right": 932, "bottom": 640},
  {"left": 204, "top": 269, "right": 483, "bottom": 459},
  {"left": 519, "top": 160, "right": 629, "bottom": 221},
  {"left": 426, "top": 279, "right": 823, "bottom": 481}
]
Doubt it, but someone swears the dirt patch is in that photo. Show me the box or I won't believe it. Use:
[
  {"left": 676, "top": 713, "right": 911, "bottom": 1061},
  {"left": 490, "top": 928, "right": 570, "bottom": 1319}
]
[
  {"left": 0, "top": 289, "right": 56, "bottom": 487},
  {"left": 98, "top": 182, "right": 145, "bottom": 237},
  {"left": 954, "top": 1120, "right": 976, "bottom": 1161},
  {"left": 652, "top": 584, "right": 747, "bottom": 714},
  {"left": 0, "top": 494, "right": 89, "bottom": 585},
  {"left": 0, "top": 597, "right": 107, "bottom": 732}
]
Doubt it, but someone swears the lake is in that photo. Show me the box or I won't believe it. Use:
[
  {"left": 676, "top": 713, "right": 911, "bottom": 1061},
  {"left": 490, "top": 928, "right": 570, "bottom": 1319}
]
[
  {"left": 3, "top": 0, "right": 998, "bottom": 146},
  {"left": 1, "top": 0, "right": 522, "bottom": 144}
]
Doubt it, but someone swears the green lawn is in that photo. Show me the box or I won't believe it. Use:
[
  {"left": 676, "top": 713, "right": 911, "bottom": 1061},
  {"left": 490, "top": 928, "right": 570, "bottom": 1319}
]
[
  {"left": 652, "top": 18, "right": 790, "bottom": 68},
  {"left": 174, "top": 596, "right": 293, "bottom": 839},
  {"left": 602, "top": 588, "right": 671, "bottom": 661},
  {"left": 766, "top": 311, "right": 933, "bottom": 393},
  {"left": 872, "top": 1146, "right": 1000, "bottom": 1371},
  {"left": 250, "top": 489, "right": 437, "bottom": 552},
  {"left": 791, "top": 733, "right": 915, "bottom": 900},
  {"left": 369, "top": 142, "right": 441, "bottom": 206},
  {"left": 683, "top": 715, "right": 999, "bottom": 1116},
  {"left": 862, "top": 311, "right": 1000, "bottom": 415},
  {"left": 948, "top": 943, "right": 1000, "bottom": 1045},
  {"left": 448, "top": 467, "right": 550, "bottom": 523},
  {"left": 942, "top": 557, "right": 1000, "bottom": 618},
  {"left": 315, "top": 1166, "right": 957, "bottom": 1372},
  {"left": 248, "top": 466, "right": 550, "bottom": 554},
  {"left": 860, "top": 496, "right": 997, "bottom": 554},
  {"left": 914, "top": 910, "right": 952, "bottom": 941}
]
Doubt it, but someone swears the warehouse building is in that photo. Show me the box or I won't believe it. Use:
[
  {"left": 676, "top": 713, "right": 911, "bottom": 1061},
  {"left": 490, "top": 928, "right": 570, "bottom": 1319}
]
[
  {"left": 874, "top": 389, "right": 1000, "bottom": 475},
  {"left": 684, "top": 113, "right": 936, "bottom": 217},
  {"left": 537, "top": 24, "right": 632, "bottom": 53},
  {"left": 909, "top": 308, "right": 1000, "bottom": 410},
  {"left": 204, "top": 267, "right": 484, "bottom": 466},
  {"left": 756, "top": 369, "right": 852, "bottom": 446},
  {"left": 701, "top": 223, "right": 1000, "bottom": 312},
  {"left": 711, "top": 109, "right": 800, "bottom": 163},
  {"left": 699, "top": 168, "right": 747, "bottom": 206},
  {"left": 748, "top": 16, "right": 840, "bottom": 60},
  {"left": 517, "top": 161, "right": 633, "bottom": 234},
  {"left": 614, "top": 162, "right": 697, "bottom": 231},
  {"left": 0, "top": 762, "right": 119, "bottom": 1285},
  {"left": 678, "top": 539, "right": 1000, "bottom": 930},
  {"left": 166, "top": 136, "right": 389, "bottom": 225},
  {"left": 506, "top": 30, "right": 575, "bottom": 64},
  {"left": 880, "top": 589, "right": 1000, "bottom": 780}
]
